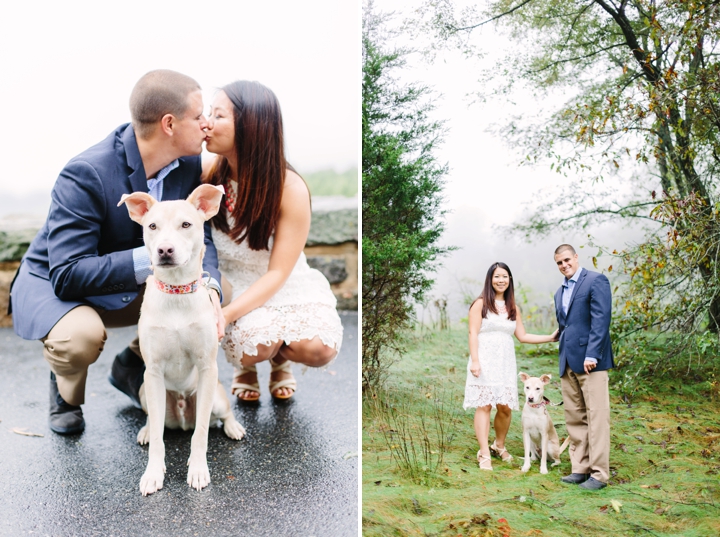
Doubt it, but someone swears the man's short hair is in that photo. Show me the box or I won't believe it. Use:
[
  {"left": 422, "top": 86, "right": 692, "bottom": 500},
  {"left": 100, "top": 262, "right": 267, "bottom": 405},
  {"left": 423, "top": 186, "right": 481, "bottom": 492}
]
[
  {"left": 554, "top": 244, "right": 577, "bottom": 256},
  {"left": 129, "top": 70, "right": 201, "bottom": 139}
]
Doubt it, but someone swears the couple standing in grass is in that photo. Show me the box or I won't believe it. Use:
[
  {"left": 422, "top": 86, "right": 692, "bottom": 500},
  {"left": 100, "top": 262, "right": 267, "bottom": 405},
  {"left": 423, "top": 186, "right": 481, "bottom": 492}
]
[{"left": 463, "top": 244, "right": 613, "bottom": 490}]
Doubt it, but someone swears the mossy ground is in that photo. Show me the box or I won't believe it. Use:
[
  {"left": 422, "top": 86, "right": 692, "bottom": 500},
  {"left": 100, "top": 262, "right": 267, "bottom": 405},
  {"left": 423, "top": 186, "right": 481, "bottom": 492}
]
[{"left": 362, "top": 327, "right": 720, "bottom": 536}]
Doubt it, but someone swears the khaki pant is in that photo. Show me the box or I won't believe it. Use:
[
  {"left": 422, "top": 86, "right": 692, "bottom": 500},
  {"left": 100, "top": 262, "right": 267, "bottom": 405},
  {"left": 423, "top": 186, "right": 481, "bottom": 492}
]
[
  {"left": 561, "top": 369, "right": 610, "bottom": 483},
  {"left": 42, "top": 288, "right": 145, "bottom": 406}
]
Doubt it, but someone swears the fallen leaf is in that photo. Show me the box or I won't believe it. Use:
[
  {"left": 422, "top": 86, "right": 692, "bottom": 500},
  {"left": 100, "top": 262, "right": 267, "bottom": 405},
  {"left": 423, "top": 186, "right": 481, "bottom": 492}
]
[
  {"left": 611, "top": 499, "right": 623, "bottom": 513},
  {"left": 12, "top": 428, "right": 44, "bottom": 438},
  {"left": 599, "top": 505, "right": 609, "bottom": 513},
  {"left": 343, "top": 451, "right": 358, "bottom": 460},
  {"left": 470, "top": 514, "right": 490, "bottom": 525}
]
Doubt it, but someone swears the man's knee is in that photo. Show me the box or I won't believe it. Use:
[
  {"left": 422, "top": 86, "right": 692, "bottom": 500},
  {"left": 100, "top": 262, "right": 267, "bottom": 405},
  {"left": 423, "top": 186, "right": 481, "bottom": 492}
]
[{"left": 43, "top": 308, "right": 107, "bottom": 371}]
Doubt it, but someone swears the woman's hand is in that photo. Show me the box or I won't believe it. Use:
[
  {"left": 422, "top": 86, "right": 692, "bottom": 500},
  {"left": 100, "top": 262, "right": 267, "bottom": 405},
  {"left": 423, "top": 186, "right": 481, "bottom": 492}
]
[
  {"left": 550, "top": 328, "right": 559, "bottom": 341},
  {"left": 470, "top": 359, "right": 481, "bottom": 377},
  {"left": 211, "top": 291, "right": 226, "bottom": 340}
]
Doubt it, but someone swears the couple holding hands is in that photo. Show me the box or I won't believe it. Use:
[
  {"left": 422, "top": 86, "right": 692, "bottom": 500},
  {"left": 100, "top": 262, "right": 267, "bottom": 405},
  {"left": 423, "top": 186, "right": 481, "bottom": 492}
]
[
  {"left": 464, "top": 245, "right": 614, "bottom": 490},
  {"left": 10, "top": 69, "right": 343, "bottom": 435}
]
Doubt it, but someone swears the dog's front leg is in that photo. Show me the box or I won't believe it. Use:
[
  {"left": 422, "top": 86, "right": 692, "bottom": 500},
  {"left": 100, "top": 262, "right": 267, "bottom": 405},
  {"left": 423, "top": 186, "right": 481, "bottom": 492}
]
[
  {"left": 187, "top": 362, "right": 218, "bottom": 491},
  {"left": 539, "top": 430, "right": 549, "bottom": 474},
  {"left": 521, "top": 428, "right": 532, "bottom": 473},
  {"left": 139, "top": 368, "right": 167, "bottom": 496}
]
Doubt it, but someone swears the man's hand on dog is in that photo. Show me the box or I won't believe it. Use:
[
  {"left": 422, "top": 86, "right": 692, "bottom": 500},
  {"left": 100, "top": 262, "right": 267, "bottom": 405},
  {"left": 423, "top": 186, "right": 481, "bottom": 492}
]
[
  {"left": 210, "top": 290, "right": 225, "bottom": 340},
  {"left": 583, "top": 359, "right": 597, "bottom": 374},
  {"left": 470, "top": 359, "right": 481, "bottom": 377}
]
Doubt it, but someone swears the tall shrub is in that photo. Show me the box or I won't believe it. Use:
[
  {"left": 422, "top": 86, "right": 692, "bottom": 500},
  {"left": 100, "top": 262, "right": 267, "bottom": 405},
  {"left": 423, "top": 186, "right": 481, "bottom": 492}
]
[{"left": 362, "top": 3, "right": 450, "bottom": 390}]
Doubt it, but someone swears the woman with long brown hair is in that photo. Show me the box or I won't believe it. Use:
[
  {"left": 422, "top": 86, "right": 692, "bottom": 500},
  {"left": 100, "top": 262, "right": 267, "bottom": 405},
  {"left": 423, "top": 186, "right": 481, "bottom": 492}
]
[
  {"left": 202, "top": 80, "right": 343, "bottom": 401},
  {"left": 465, "top": 262, "right": 557, "bottom": 470}
]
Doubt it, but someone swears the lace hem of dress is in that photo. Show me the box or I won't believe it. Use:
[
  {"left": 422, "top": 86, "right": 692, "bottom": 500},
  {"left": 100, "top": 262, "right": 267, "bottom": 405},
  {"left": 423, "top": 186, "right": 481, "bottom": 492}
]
[
  {"left": 463, "top": 385, "right": 519, "bottom": 411},
  {"left": 222, "top": 303, "right": 343, "bottom": 365}
]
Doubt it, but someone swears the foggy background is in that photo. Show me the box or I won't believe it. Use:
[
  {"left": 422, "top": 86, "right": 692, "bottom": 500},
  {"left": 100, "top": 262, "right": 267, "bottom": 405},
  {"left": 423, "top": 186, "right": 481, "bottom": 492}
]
[
  {"left": 0, "top": 0, "right": 359, "bottom": 220},
  {"left": 376, "top": 0, "right": 648, "bottom": 324}
]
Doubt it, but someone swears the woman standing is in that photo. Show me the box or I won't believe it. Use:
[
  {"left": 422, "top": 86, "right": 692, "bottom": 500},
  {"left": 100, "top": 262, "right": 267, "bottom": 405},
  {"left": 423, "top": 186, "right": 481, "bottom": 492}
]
[
  {"left": 465, "top": 262, "right": 557, "bottom": 470},
  {"left": 203, "top": 80, "right": 343, "bottom": 401}
]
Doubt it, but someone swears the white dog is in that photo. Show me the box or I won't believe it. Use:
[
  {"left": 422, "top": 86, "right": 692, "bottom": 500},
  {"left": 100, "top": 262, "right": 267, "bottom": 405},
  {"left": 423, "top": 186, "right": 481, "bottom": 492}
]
[
  {"left": 120, "top": 184, "right": 245, "bottom": 496},
  {"left": 518, "top": 372, "right": 570, "bottom": 474}
]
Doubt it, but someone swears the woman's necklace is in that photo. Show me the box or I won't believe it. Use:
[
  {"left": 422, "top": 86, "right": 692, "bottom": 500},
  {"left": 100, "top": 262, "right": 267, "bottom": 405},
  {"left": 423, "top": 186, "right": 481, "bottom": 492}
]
[
  {"left": 225, "top": 179, "right": 237, "bottom": 212},
  {"left": 495, "top": 299, "right": 507, "bottom": 313}
]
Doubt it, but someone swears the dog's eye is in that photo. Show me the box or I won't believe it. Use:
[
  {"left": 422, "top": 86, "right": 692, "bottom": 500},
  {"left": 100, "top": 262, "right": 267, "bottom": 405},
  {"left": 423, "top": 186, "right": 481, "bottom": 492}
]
[
  {"left": 149, "top": 223, "right": 156, "bottom": 230},
  {"left": 182, "top": 222, "right": 191, "bottom": 229}
]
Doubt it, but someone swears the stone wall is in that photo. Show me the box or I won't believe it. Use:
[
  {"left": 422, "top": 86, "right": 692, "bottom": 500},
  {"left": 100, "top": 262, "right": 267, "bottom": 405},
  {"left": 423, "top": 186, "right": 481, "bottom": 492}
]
[{"left": 0, "top": 196, "right": 358, "bottom": 328}]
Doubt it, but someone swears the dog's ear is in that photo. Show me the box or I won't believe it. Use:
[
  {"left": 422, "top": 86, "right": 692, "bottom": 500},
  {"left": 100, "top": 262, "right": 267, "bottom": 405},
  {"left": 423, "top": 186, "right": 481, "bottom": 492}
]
[
  {"left": 518, "top": 372, "right": 529, "bottom": 382},
  {"left": 187, "top": 184, "right": 225, "bottom": 220},
  {"left": 540, "top": 374, "right": 552, "bottom": 385},
  {"left": 118, "top": 192, "right": 156, "bottom": 224}
]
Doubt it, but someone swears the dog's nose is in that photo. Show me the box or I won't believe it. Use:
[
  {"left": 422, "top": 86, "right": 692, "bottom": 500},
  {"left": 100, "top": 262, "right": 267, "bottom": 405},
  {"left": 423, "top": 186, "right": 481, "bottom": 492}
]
[{"left": 157, "top": 244, "right": 174, "bottom": 258}]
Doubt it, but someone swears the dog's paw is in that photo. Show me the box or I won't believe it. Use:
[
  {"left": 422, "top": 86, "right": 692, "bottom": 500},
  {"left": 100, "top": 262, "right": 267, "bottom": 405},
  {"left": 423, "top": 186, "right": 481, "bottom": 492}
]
[
  {"left": 139, "top": 466, "right": 166, "bottom": 496},
  {"left": 223, "top": 419, "right": 246, "bottom": 441},
  {"left": 137, "top": 425, "right": 150, "bottom": 445},
  {"left": 540, "top": 467, "right": 549, "bottom": 475},
  {"left": 187, "top": 460, "right": 211, "bottom": 491},
  {"left": 521, "top": 465, "right": 530, "bottom": 473}
]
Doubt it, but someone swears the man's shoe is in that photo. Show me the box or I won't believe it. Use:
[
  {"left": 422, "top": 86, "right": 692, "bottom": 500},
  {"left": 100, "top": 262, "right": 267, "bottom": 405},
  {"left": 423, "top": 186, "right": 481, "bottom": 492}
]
[
  {"left": 108, "top": 347, "right": 145, "bottom": 409},
  {"left": 561, "top": 473, "right": 590, "bottom": 484},
  {"left": 579, "top": 477, "right": 607, "bottom": 490},
  {"left": 49, "top": 372, "right": 85, "bottom": 435}
]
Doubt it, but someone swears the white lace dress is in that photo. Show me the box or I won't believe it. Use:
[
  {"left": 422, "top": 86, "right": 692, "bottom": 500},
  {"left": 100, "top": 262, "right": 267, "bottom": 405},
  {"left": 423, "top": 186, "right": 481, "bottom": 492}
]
[
  {"left": 212, "top": 227, "right": 344, "bottom": 364},
  {"left": 463, "top": 301, "right": 519, "bottom": 411}
]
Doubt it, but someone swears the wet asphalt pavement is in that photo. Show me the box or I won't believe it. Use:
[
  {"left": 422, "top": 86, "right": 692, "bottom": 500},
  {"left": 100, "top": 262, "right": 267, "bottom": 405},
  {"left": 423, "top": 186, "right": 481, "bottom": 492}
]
[{"left": 0, "top": 311, "right": 358, "bottom": 537}]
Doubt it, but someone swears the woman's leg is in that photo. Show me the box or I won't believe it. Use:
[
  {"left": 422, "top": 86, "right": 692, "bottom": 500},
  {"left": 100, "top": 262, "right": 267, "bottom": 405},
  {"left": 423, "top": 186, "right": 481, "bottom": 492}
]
[
  {"left": 492, "top": 404, "right": 513, "bottom": 460},
  {"left": 278, "top": 337, "right": 338, "bottom": 368},
  {"left": 474, "top": 405, "right": 492, "bottom": 468},
  {"left": 231, "top": 341, "right": 283, "bottom": 400}
]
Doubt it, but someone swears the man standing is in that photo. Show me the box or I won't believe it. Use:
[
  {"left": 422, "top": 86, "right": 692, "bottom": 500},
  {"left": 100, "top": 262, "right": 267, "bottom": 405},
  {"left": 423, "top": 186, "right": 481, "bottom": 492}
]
[
  {"left": 10, "top": 70, "right": 223, "bottom": 435},
  {"left": 553, "top": 244, "right": 613, "bottom": 490}
]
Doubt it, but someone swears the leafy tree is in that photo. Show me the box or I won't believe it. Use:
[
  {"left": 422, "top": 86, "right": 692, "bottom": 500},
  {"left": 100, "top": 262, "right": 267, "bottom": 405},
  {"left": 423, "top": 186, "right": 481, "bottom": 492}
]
[
  {"left": 362, "top": 2, "right": 450, "bottom": 390},
  {"left": 418, "top": 1, "right": 720, "bottom": 337}
]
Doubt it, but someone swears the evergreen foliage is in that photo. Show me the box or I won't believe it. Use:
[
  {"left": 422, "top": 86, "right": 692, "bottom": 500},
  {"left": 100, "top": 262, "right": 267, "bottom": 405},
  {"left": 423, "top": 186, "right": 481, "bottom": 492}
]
[{"left": 362, "top": 4, "right": 450, "bottom": 390}]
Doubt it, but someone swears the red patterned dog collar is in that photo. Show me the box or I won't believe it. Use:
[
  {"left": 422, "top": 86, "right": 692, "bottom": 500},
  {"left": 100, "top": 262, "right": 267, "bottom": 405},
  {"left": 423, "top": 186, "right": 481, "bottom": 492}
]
[{"left": 155, "top": 278, "right": 200, "bottom": 294}]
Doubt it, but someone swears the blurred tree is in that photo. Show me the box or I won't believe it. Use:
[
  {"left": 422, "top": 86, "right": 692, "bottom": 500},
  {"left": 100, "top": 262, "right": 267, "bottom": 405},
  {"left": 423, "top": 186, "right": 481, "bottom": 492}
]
[
  {"left": 362, "top": 2, "right": 450, "bottom": 390},
  {"left": 420, "top": 1, "right": 720, "bottom": 336}
]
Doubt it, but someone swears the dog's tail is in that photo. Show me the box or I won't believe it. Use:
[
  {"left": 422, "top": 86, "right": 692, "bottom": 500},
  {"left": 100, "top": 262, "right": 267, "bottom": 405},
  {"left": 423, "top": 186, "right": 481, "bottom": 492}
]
[{"left": 558, "top": 436, "right": 571, "bottom": 456}]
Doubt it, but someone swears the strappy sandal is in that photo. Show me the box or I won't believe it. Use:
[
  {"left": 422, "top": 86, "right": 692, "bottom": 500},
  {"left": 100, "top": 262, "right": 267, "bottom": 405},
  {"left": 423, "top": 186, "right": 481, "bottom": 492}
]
[
  {"left": 231, "top": 364, "right": 260, "bottom": 402},
  {"left": 269, "top": 357, "right": 297, "bottom": 400},
  {"left": 477, "top": 450, "right": 493, "bottom": 471},
  {"left": 490, "top": 441, "right": 513, "bottom": 462}
]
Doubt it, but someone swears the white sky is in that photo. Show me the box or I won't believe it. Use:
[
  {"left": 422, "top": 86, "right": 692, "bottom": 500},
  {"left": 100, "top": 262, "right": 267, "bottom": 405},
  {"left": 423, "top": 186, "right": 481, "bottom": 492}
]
[
  {"left": 0, "top": 0, "right": 359, "bottom": 205},
  {"left": 376, "top": 0, "right": 647, "bottom": 322}
]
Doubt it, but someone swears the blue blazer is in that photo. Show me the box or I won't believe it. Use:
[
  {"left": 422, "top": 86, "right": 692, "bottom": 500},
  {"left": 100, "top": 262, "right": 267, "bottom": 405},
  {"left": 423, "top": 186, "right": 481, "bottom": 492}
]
[
  {"left": 554, "top": 268, "right": 614, "bottom": 376},
  {"left": 10, "top": 124, "right": 221, "bottom": 340}
]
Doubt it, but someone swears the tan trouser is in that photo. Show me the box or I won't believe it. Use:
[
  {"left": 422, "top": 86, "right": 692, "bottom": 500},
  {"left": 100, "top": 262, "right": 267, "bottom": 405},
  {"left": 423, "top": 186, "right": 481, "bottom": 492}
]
[
  {"left": 42, "top": 289, "right": 145, "bottom": 406},
  {"left": 561, "top": 369, "right": 610, "bottom": 483}
]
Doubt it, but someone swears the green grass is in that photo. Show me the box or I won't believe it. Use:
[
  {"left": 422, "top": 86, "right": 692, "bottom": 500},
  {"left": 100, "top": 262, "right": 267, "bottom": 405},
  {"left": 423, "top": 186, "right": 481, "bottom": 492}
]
[
  {"left": 303, "top": 167, "right": 358, "bottom": 197},
  {"left": 362, "top": 327, "right": 720, "bottom": 536}
]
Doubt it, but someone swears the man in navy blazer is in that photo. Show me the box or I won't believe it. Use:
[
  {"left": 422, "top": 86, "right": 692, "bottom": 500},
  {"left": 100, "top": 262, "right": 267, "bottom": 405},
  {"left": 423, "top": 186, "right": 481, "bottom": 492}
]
[
  {"left": 553, "top": 244, "right": 613, "bottom": 490},
  {"left": 10, "top": 70, "right": 224, "bottom": 435}
]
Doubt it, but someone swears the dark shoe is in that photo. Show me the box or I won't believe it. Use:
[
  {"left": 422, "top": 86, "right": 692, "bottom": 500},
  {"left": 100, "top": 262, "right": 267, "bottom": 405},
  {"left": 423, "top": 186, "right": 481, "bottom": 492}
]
[
  {"left": 108, "top": 347, "right": 145, "bottom": 409},
  {"left": 561, "top": 473, "right": 590, "bottom": 484},
  {"left": 579, "top": 477, "right": 607, "bottom": 490},
  {"left": 49, "top": 372, "right": 85, "bottom": 435}
]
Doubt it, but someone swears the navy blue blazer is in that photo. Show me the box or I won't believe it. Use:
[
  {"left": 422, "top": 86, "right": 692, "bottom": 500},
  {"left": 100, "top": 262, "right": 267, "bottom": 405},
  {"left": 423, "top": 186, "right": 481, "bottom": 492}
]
[
  {"left": 11, "top": 124, "right": 221, "bottom": 340},
  {"left": 554, "top": 268, "right": 614, "bottom": 376}
]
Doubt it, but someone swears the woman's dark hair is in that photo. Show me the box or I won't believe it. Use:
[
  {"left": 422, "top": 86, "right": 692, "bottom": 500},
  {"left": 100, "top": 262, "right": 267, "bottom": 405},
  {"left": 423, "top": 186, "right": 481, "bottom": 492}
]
[
  {"left": 207, "top": 80, "right": 295, "bottom": 250},
  {"left": 470, "top": 262, "right": 517, "bottom": 321}
]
